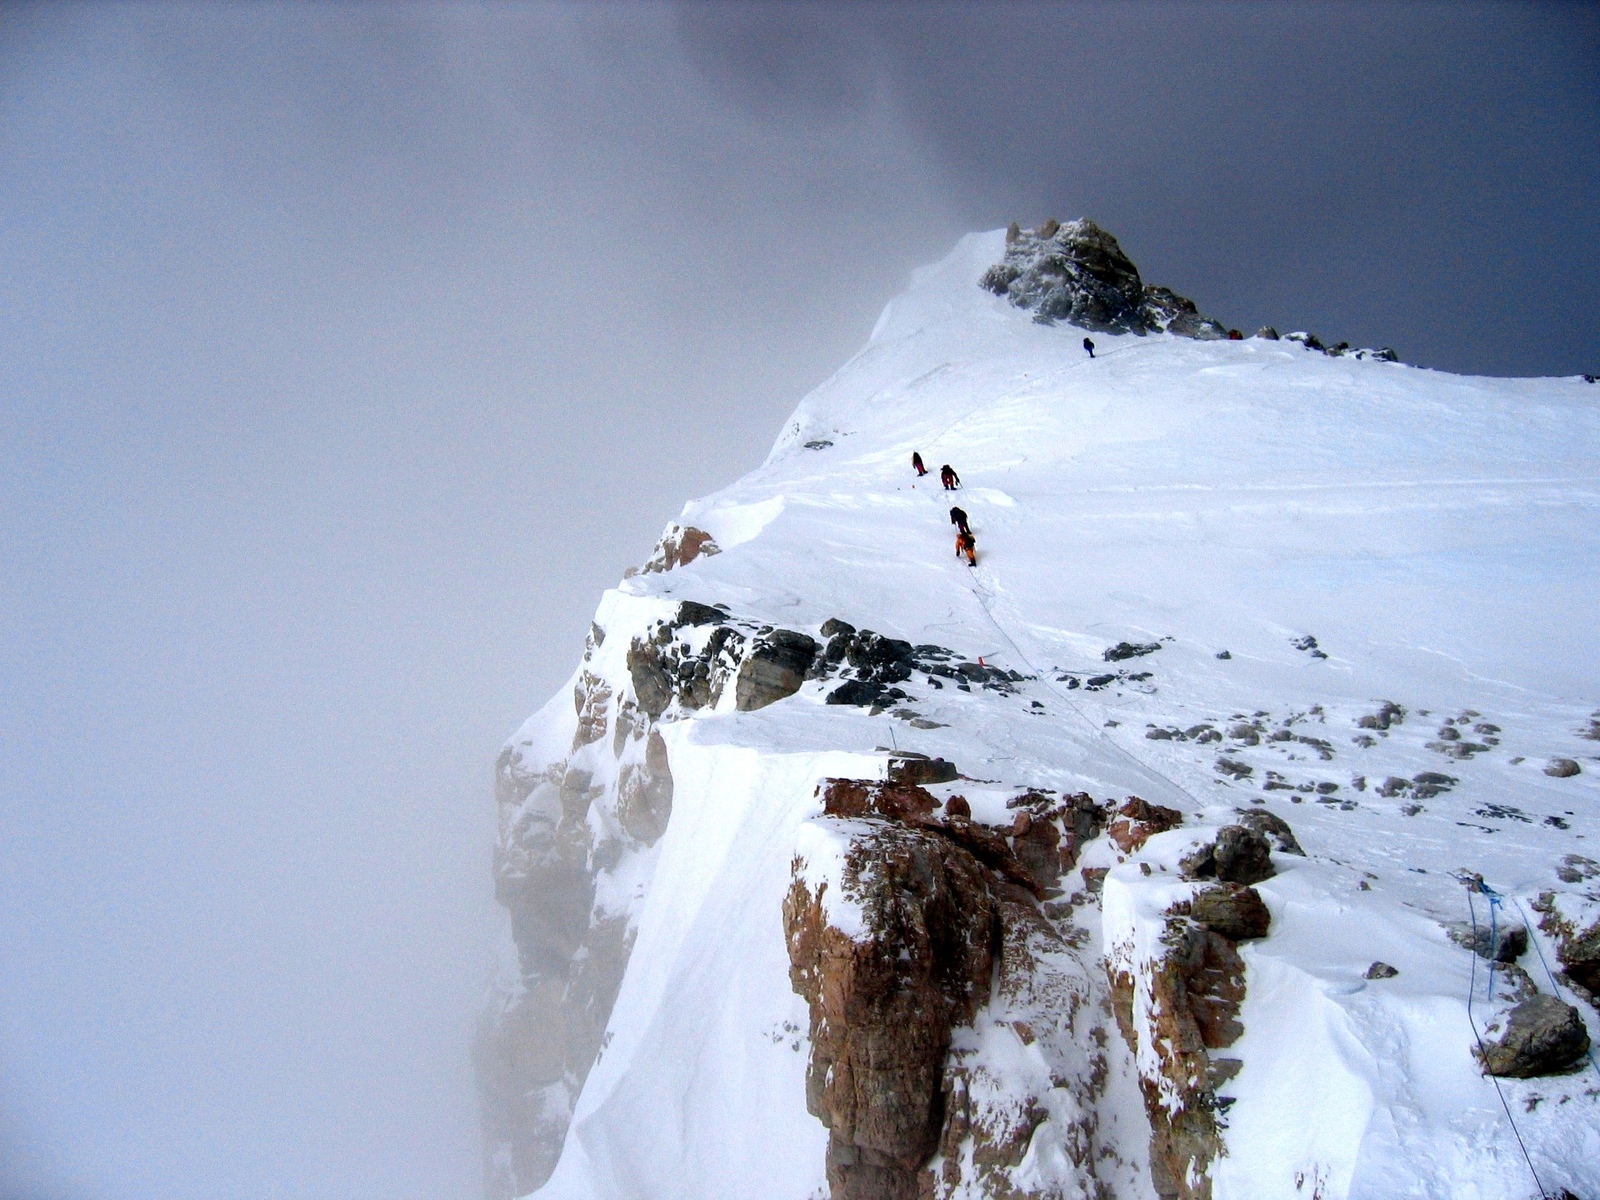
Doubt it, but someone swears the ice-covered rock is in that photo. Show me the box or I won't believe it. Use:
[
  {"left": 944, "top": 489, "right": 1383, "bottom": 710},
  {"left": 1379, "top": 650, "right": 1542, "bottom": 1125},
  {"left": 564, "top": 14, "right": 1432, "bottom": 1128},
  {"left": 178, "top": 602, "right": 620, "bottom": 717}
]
[{"left": 980, "top": 218, "right": 1227, "bottom": 337}]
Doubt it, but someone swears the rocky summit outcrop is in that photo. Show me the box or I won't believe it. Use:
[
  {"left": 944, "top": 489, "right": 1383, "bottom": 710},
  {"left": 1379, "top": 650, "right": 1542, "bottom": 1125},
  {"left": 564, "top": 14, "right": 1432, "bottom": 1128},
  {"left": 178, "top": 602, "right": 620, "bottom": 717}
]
[
  {"left": 980, "top": 219, "right": 1228, "bottom": 338},
  {"left": 785, "top": 778, "right": 1114, "bottom": 1200}
]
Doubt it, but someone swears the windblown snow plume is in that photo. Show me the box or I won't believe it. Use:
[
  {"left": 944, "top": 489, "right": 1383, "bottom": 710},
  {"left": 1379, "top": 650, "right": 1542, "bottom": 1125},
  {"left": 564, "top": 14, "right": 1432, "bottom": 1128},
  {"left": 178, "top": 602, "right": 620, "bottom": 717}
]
[{"left": 480, "top": 225, "right": 1600, "bottom": 1200}]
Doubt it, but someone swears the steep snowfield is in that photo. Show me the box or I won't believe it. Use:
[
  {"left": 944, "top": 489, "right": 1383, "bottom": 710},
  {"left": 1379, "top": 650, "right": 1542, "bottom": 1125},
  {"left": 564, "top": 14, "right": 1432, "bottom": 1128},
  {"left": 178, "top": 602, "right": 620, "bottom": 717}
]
[{"left": 513, "top": 230, "right": 1600, "bottom": 1199}]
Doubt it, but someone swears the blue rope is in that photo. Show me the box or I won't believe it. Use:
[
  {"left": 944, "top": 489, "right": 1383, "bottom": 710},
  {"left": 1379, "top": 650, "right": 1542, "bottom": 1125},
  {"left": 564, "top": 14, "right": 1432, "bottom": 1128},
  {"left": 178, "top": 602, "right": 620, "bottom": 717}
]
[
  {"left": 1465, "top": 879, "right": 1548, "bottom": 1198},
  {"left": 1512, "top": 896, "right": 1600, "bottom": 1084}
]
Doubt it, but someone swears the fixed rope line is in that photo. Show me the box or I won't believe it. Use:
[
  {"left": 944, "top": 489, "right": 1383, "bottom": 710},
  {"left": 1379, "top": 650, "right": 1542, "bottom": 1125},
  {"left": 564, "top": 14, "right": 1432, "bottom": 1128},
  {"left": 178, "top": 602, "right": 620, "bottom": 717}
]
[
  {"left": 914, "top": 472, "right": 1203, "bottom": 811},
  {"left": 913, "top": 337, "right": 1155, "bottom": 467},
  {"left": 1465, "top": 880, "right": 1549, "bottom": 1199}
]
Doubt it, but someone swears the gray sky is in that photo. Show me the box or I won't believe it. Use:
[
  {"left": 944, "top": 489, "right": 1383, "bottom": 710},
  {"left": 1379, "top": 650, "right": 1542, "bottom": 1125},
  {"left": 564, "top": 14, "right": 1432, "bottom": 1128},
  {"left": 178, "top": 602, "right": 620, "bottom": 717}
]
[{"left": 1, "top": 4, "right": 1594, "bottom": 1199}]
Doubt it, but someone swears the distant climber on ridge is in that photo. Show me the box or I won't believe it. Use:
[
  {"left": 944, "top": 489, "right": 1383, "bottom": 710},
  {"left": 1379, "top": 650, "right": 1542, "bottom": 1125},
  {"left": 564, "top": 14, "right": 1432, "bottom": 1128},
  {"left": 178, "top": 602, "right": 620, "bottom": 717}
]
[
  {"left": 911, "top": 451, "right": 927, "bottom": 476},
  {"left": 940, "top": 464, "right": 961, "bottom": 491},
  {"left": 1083, "top": 337, "right": 1095, "bottom": 358},
  {"left": 956, "top": 529, "right": 977, "bottom": 566},
  {"left": 949, "top": 506, "right": 970, "bottom": 535}
]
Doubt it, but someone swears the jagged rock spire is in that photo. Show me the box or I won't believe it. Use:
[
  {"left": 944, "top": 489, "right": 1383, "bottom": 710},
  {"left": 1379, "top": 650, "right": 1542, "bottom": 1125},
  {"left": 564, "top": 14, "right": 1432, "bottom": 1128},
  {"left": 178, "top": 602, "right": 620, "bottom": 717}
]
[{"left": 981, "top": 218, "right": 1228, "bottom": 339}]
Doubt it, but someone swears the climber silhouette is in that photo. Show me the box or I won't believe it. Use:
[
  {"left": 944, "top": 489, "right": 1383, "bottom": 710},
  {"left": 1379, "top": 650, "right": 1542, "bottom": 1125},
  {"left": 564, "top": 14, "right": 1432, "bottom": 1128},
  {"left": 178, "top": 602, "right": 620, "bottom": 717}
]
[
  {"left": 940, "top": 464, "right": 961, "bottom": 491},
  {"left": 911, "top": 451, "right": 927, "bottom": 476},
  {"left": 1083, "top": 337, "right": 1095, "bottom": 358},
  {"left": 949, "top": 506, "right": 970, "bottom": 535},
  {"left": 956, "top": 530, "right": 977, "bottom": 566}
]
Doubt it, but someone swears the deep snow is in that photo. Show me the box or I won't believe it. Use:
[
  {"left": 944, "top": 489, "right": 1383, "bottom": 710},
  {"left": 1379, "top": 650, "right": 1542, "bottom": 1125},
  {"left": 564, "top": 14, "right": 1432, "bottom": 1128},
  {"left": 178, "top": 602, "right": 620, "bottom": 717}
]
[{"left": 511, "top": 230, "right": 1600, "bottom": 1199}]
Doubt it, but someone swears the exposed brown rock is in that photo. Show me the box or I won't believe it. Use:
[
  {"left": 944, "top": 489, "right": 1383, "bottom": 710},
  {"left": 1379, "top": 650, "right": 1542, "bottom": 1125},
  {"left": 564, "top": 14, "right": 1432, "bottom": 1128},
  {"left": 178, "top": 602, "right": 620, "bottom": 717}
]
[
  {"left": 1186, "top": 883, "right": 1272, "bottom": 941},
  {"left": 785, "top": 818, "right": 998, "bottom": 1200},
  {"left": 1532, "top": 891, "right": 1600, "bottom": 994},
  {"left": 625, "top": 639, "right": 674, "bottom": 718},
  {"left": 1477, "top": 994, "right": 1592, "bottom": 1077},
  {"left": 790, "top": 778, "right": 1118, "bottom": 1200},
  {"left": 631, "top": 523, "right": 721, "bottom": 575},
  {"left": 817, "top": 779, "right": 1046, "bottom": 898},
  {"left": 1107, "top": 796, "right": 1184, "bottom": 853},
  {"left": 1109, "top": 912, "right": 1248, "bottom": 1200}
]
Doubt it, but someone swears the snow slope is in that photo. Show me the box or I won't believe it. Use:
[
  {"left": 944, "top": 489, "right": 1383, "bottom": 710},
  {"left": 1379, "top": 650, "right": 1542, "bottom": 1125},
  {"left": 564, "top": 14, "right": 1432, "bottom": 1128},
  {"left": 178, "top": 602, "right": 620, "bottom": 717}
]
[{"left": 512, "top": 230, "right": 1600, "bottom": 1200}]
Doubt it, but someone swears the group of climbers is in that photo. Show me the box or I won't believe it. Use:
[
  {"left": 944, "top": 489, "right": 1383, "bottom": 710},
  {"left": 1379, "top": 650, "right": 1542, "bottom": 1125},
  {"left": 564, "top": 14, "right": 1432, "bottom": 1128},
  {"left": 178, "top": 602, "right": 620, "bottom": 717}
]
[{"left": 912, "top": 451, "right": 976, "bottom": 565}]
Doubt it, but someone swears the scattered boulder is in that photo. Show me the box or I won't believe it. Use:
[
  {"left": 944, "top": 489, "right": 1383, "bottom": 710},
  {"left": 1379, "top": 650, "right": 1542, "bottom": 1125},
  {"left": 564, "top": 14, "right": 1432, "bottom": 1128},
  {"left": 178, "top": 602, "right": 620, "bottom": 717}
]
[
  {"left": 1356, "top": 701, "right": 1406, "bottom": 731},
  {"left": 887, "top": 753, "right": 959, "bottom": 786},
  {"left": 1105, "top": 640, "right": 1163, "bottom": 662},
  {"left": 1107, "top": 797, "right": 1184, "bottom": 853},
  {"left": 1545, "top": 757, "right": 1582, "bottom": 778},
  {"left": 1477, "top": 994, "right": 1592, "bottom": 1078},
  {"left": 674, "top": 600, "right": 726, "bottom": 626},
  {"left": 1181, "top": 825, "right": 1276, "bottom": 885},
  {"left": 1255, "top": 326, "right": 1280, "bottom": 340},
  {"left": 1187, "top": 883, "right": 1271, "bottom": 940},
  {"left": 1365, "top": 962, "right": 1399, "bottom": 979},
  {"left": 1448, "top": 920, "right": 1528, "bottom": 964},
  {"left": 734, "top": 630, "right": 817, "bottom": 712},
  {"left": 826, "top": 679, "right": 905, "bottom": 707},
  {"left": 1232, "top": 809, "right": 1305, "bottom": 855}
]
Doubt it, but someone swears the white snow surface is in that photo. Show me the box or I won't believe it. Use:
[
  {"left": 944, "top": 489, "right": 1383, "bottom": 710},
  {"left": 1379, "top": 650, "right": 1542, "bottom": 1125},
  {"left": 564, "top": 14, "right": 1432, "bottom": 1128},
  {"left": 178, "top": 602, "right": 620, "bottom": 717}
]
[{"left": 524, "top": 230, "right": 1600, "bottom": 1199}]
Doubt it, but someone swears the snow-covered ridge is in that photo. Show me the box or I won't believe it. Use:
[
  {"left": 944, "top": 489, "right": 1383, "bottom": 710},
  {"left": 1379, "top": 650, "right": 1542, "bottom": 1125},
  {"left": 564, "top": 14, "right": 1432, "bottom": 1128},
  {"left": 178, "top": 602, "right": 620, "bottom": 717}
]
[{"left": 481, "top": 227, "right": 1600, "bottom": 1200}]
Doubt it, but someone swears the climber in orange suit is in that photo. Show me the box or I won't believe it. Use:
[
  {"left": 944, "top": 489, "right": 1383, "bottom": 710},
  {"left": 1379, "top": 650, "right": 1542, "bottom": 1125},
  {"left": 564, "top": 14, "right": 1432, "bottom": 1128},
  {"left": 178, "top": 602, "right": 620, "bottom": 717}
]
[{"left": 956, "top": 529, "right": 977, "bottom": 566}]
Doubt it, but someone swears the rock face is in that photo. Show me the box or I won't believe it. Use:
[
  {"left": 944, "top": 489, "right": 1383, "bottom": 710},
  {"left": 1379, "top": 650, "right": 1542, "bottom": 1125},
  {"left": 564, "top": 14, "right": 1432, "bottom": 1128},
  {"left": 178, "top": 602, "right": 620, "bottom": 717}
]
[
  {"left": 786, "top": 816, "right": 997, "bottom": 1200},
  {"left": 480, "top": 626, "right": 667, "bottom": 1195},
  {"left": 980, "top": 219, "right": 1227, "bottom": 338},
  {"left": 1108, "top": 915, "right": 1247, "bottom": 1200},
  {"left": 785, "top": 779, "right": 1115, "bottom": 1200},
  {"left": 1477, "top": 994, "right": 1592, "bottom": 1077},
  {"left": 735, "top": 629, "right": 818, "bottom": 712},
  {"left": 1532, "top": 891, "right": 1600, "bottom": 995},
  {"left": 1106, "top": 813, "right": 1298, "bottom": 1200}
]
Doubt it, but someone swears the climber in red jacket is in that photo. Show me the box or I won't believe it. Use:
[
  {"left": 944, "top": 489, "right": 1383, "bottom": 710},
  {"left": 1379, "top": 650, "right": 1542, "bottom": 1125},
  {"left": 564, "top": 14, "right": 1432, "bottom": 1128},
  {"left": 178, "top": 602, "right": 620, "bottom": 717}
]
[
  {"left": 940, "top": 464, "right": 961, "bottom": 491},
  {"left": 912, "top": 451, "right": 928, "bottom": 476}
]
